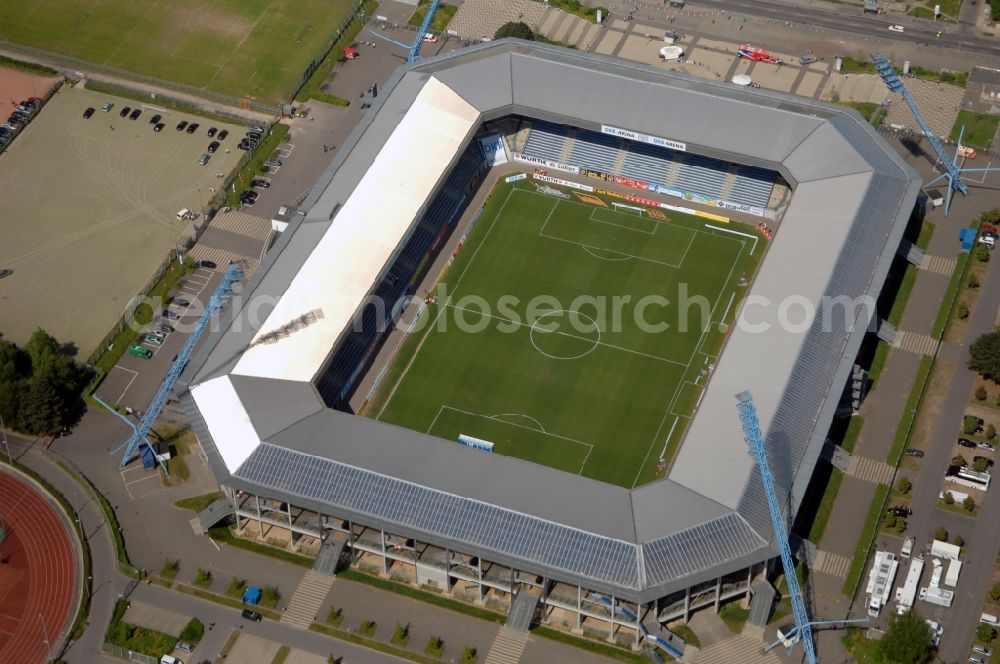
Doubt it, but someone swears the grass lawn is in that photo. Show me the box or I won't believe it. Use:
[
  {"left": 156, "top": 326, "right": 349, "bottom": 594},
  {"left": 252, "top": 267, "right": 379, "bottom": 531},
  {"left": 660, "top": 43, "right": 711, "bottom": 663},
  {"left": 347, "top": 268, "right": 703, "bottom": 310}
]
[
  {"left": 718, "top": 602, "right": 749, "bottom": 633},
  {"left": 808, "top": 468, "right": 844, "bottom": 545},
  {"left": 373, "top": 182, "right": 761, "bottom": 488},
  {"left": 175, "top": 491, "right": 225, "bottom": 512},
  {"left": 951, "top": 110, "right": 1000, "bottom": 150},
  {"left": 932, "top": 252, "right": 970, "bottom": 339},
  {"left": 408, "top": 0, "right": 459, "bottom": 32},
  {"left": 887, "top": 355, "right": 934, "bottom": 465},
  {"left": 887, "top": 264, "right": 917, "bottom": 328},
  {"left": 0, "top": 0, "right": 360, "bottom": 103}
]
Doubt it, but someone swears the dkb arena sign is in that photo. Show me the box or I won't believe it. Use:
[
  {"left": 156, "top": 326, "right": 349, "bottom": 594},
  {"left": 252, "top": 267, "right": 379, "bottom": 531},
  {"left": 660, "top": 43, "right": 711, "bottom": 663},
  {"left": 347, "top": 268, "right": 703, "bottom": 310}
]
[{"left": 478, "top": 133, "right": 509, "bottom": 166}]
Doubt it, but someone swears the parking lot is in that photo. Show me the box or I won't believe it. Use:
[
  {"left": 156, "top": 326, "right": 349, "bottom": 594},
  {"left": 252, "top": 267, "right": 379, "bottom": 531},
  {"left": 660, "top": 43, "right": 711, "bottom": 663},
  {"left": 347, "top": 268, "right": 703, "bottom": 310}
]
[{"left": 0, "top": 84, "right": 243, "bottom": 354}]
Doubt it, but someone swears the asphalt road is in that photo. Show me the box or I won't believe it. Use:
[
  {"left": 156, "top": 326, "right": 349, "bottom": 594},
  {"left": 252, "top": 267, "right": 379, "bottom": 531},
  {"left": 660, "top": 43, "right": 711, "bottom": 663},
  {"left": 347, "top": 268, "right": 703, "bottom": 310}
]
[{"left": 684, "top": 0, "right": 1000, "bottom": 57}]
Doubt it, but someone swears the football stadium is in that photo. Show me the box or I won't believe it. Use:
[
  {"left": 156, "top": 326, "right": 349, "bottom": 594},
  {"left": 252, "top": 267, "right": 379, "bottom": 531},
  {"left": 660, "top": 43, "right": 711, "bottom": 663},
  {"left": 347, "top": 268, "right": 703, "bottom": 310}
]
[{"left": 181, "top": 41, "right": 921, "bottom": 644}]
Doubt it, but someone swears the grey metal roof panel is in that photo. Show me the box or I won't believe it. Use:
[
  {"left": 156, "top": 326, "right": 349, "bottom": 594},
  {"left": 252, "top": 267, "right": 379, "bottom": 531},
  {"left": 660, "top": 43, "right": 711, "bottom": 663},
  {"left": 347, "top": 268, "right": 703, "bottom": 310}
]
[
  {"left": 782, "top": 121, "right": 871, "bottom": 182},
  {"left": 270, "top": 409, "right": 637, "bottom": 542},
  {"left": 229, "top": 375, "right": 324, "bottom": 439},
  {"left": 235, "top": 443, "right": 642, "bottom": 590},
  {"left": 431, "top": 50, "right": 513, "bottom": 112},
  {"left": 630, "top": 479, "right": 731, "bottom": 542}
]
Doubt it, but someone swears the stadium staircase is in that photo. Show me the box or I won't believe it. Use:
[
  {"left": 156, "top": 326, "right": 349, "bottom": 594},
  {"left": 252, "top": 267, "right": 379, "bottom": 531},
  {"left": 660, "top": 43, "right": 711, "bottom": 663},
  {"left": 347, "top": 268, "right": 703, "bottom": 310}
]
[
  {"left": 743, "top": 579, "right": 775, "bottom": 640},
  {"left": 613, "top": 143, "right": 629, "bottom": 173},
  {"left": 695, "top": 635, "right": 781, "bottom": 664},
  {"left": 483, "top": 628, "right": 530, "bottom": 664},
  {"left": 559, "top": 128, "right": 578, "bottom": 165},
  {"left": 282, "top": 571, "right": 336, "bottom": 629},
  {"left": 194, "top": 497, "right": 234, "bottom": 534},
  {"left": 313, "top": 536, "right": 346, "bottom": 576},
  {"left": 506, "top": 586, "right": 541, "bottom": 632},
  {"left": 719, "top": 167, "right": 739, "bottom": 202}
]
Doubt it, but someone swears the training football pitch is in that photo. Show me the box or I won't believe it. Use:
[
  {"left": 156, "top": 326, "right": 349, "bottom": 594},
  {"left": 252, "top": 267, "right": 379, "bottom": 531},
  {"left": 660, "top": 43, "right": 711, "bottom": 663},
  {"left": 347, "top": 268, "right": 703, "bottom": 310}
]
[
  {"left": 0, "top": 0, "right": 355, "bottom": 103},
  {"left": 373, "top": 183, "right": 762, "bottom": 488}
]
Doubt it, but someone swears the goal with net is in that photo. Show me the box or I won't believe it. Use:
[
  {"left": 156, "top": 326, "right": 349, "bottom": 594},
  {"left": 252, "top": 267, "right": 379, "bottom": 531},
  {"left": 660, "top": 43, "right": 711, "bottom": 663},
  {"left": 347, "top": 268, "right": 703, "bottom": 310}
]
[{"left": 612, "top": 201, "right": 645, "bottom": 216}]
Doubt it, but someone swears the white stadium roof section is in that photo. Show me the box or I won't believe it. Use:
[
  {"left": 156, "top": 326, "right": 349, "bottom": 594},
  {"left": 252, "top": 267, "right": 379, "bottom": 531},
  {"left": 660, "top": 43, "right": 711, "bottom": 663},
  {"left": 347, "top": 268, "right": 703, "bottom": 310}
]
[
  {"left": 180, "top": 41, "right": 922, "bottom": 601},
  {"left": 233, "top": 77, "right": 479, "bottom": 382}
]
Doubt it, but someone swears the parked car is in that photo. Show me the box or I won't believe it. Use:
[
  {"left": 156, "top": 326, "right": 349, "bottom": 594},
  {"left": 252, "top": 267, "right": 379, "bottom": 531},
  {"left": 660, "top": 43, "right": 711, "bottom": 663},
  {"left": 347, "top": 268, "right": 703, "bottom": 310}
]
[
  {"left": 904, "top": 449, "right": 924, "bottom": 458},
  {"left": 176, "top": 641, "right": 194, "bottom": 653},
  {"left": 207, "top": 141, "right": 220, "bottom": 153},
  {"left": 129, "top": 108, "right": 142, "bottom": 120},
  {"left": 200, "top": 260, "right": 217, "bottom": 269},
  {"left": 979, "top": 442, "right": 996, "bottom": 452},
  {"left": 143, "top": 334, "right": 164, "bottom": 346},
  {"left": 197, "top": 153, "right": 210, "bottom": 166},
  {"left": 176, "top": 120, "right": 188, "bottom": 131},
  {"left": 958, "top": 437, "right": 977, "bottom": 449},
  {"left": 241, "top": 609, "right": 263, "bottom": 622},
  {"left": 264, "top": 159, "right": 282, "bottom": 168},
  {"left": 251, "top": 179, "right": 270, "bottom": 188},
  {"left": 186, "top": 122, "right": 200, "bottom": 134},
  {"left": 217, "top": 129, "right": 229, "bottom": 140},
  {"left": 119, "top": 106, "right": 131, "bottom": 117},
  {"left": 159, "top": 655, "right": 183, "bottom": 664},
  {"left": 0, "top": 269, "right": 12, "bottom": 279},
  {"left": 162, "top": 309, "right": 181, "bottom": 321},
  {"left": 241, "top": 190, "right": 259, "bottom": 202},
  {"left": 173, "top": 298, "right": 191, "bottom": 308},
  {"left": 101, "top": 102, "right": 114, "bottom": 112},
  {"left": 207, "top": 127, "right": 217, "bottom": 137},
  {"left": 128, "top": 344, "right": 152, "bottom": 359},
  {"left": 888, "top": 24, "right": 905, "bottom": 32},
  {"left": 155, "top": 324, "right": 173, "bottom": 335},
  {"left": 149, "top": 114, "right": 161, "bottom": 125},
  {"left": 888, "top": 506, "right": 912, "bottom": 518},
  {"left": 154, "top": 123, "right": 165, "bottom": 132},
  {"left": 83, "top": 107, "right": 95, "bottom": 119}
]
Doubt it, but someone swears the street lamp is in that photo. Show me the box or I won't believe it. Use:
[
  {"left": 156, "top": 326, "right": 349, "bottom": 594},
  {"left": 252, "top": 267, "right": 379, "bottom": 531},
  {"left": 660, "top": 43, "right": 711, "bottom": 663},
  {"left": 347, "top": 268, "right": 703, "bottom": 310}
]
[{"left": 0, "top": 414, "right": 12, "bottom": 464}]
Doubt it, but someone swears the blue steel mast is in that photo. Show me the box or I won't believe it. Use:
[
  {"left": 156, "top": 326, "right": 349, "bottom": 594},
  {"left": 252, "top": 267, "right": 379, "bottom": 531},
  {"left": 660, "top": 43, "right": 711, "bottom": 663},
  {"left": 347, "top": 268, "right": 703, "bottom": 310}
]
[
  {"left": 113, "top": 262, "right": 243, "bottom": 467},
  {"left": 370, "top": 0, "right": 441, "bottom": 63},
  {"left": 736, "top": 391, "right": 817, "bottom": 664}
]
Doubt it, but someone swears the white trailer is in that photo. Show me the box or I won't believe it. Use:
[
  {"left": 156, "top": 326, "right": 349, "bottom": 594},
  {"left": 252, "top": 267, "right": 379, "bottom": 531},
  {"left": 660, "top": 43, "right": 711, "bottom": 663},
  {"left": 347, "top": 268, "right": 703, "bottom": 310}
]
[
  {"left": 867, "top": 551, "right": 899, "bottom": 617},
  {"left": 945, "top": 559, "right": 962, "bottom": 587},
  {"left": 930, "top": 539, "right": 961, "bottom": 561},
  {"left": 929, "top": 559, "right": 943, "bottom": 588},
  {"left": 895, "top": 557, "right": 924, "bottom": 614},
  {"left": 920, "top": 585, "right": 954, "bottom": 608}
]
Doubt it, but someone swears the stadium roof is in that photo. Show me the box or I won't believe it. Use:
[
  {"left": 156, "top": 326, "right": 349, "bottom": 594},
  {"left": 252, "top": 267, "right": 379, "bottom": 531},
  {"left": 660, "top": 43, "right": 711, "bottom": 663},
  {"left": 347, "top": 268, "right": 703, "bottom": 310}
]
[{"left": 181, "top": 40, "right": 921, "bottom": 601}]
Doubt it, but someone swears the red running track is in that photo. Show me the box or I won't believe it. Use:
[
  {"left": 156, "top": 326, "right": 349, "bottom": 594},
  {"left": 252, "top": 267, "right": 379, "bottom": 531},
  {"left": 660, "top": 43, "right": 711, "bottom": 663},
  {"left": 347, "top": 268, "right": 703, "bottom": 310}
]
[{"left": 0, "top": 471, "right": 76, "bottom": 664}]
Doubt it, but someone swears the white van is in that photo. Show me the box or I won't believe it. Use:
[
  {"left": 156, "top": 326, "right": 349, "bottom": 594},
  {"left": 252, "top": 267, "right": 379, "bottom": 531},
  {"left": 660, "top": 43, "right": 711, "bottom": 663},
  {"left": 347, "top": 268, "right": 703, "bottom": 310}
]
[
  {"left": 175, "top": 208, "right": 190, "bottom": 220},
  {"left": 900, "top": 536, "right": 914, "bottom": 558},
  {"left": 160, "top": 655, "right": 183, "bottom": 664},
  {"left": 981, "top": 613, "right": 999, "bottom": 626}
]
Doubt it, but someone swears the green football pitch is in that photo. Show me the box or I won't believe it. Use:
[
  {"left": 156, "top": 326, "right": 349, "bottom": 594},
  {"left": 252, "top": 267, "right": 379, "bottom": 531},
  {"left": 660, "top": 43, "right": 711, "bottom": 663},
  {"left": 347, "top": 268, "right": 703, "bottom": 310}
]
[
  {"left": 373, "top": 183, "right": 762, "bottom": 488},
  {"left": 0, "top": 0, "right": 355, "bottom": 103}
]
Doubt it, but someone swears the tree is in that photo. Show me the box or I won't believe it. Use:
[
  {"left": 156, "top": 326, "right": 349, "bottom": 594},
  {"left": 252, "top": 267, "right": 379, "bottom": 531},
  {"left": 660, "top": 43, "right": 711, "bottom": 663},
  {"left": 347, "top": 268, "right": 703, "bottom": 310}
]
[
  {"left": 897, "top": 476, "right": 912, "bottom": 494},
  {"left": 943, "top": 491, "right": 955, "bottom": 505},
  {"left": 958, "top": 301, "right": 970, "bottom": 320},
  {"left": 989, "top": 423, "right": 997, "bottom": 440},
  {"left": 965, "top": 415, "right": 981, "bottom": 434},
  {"left": 935, "top": 526, "right": 948, "bottom": 541},
  {"left": 955, "top": 533, "right": 966, "bottom": 546},
  {"left": 977, "top": 385, "right": 988, "bottom": 401},
  {"left": 951, "top": 455, "right": 967, "bottom": 468},
  {"left": 494, "top": 21, "right": 535, "bottom": 40},
  {"left": 970, "top": 332, "right": 1000, "bottom": 382},
  {"left": 977, "top": 623, "right": 997, "bottom": 643},
  {"left": 977, "top": 243, "right": 991, "bottom": 263},
  {"left": 894, "top": 518, "right": 907, "bottom": 534},
  {"left": 18, "top": 377, "right": 65, "bottom": 436},
  {"left": 969, "top": 273, "right": 981, "bottom": 289},
  {"left": 878, "top": 610, "right": 934, "bottom": 663},
  {"left": 963, "top": 496, "right": 977, "bottom": 512},
  {"left": 975, "top": 457, "right": 991, "bottom": 472},
  {"left": 991, "top": 582, "right": 1000, "bottom": 602}
]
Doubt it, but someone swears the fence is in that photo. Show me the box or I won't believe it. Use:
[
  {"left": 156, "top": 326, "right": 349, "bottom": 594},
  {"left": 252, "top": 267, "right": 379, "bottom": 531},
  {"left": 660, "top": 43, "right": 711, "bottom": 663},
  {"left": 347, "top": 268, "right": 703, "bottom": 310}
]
[
  {"left": 102, "top": 643, "right": 158, "bottom": 664},
  {"left": 0, "top": 40, "right": 281, "bottom": 116},
  {"left": 0, "top": 78, "right": 62, "bottom": 155}
]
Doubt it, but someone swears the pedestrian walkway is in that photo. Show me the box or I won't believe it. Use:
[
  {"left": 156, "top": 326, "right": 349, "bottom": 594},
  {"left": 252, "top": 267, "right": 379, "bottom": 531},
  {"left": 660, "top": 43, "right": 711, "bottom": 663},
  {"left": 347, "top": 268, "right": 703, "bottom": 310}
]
[
  {"left": 483, "top": 627, "right": 530, "bottom": 664},
  {"left": 894, "top": 330, "right": 940, "bottom": 356},
  {"left": 813, "top": 550, "right": 852, "bottom": 579},
  {"left": 694, "top": 634, "right": 781, "bottom": 664},
  {"left": 921, "top": 253, "right": 957, "bottom": 276},
  {"left": 209, "top": 210, "right": 272, "bottom": 241},
  {"left": 282, "top": 571, "right": 336, "bottom": 629},
  {"left": 847, "top": 455, "right": 894, "bottom": 484}
]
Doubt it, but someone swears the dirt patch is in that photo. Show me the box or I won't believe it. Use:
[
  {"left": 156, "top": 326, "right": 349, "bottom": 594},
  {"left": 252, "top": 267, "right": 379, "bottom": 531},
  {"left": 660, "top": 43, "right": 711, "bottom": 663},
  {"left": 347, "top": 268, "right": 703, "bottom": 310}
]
[
  {"left": 966, "top": 378, "right": 1000, "bottom": 424},
  {"left": 165, "top": 5, "right": 255, "bottom": 41},
  {"left": 946, "top": 286, "right": 979, "bottom": 344},
  {"left": 907, "top": 360, "right": 956, "bottom": 452},
  {"left": 0, "top": 67, "right": 60, "bottom": 106}
]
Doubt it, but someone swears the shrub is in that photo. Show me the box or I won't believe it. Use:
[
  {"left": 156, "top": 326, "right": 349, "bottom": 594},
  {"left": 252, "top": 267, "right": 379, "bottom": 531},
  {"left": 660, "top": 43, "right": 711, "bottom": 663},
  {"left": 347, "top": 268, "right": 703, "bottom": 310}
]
[
  {"left": 951, "top": 455, "right": 967, "bottom": 468},
  {"left": 391, "top": 622, "right": 410, "bottom": 646},
  {"left": 935, "top": 526, "right": 948, "bottom": 541},
  {"left": 963, "top": 496, "right": 977, "bottom": 512},
  {"left": 359, "top": 620, "right": 377, "bottom": 638},
  {"left": 977, "top": 244, "right": 992, "bottom": 263},
  {"left": 179, "top": 618, "right": 204, "bottom": 643},
  {"left": 897, "top": 476, "right": 912, "bottom": 494},
  {"left": 977, "top": 385, "right": 988, "bottom": 401},
  {"left": 226, "top": 577, "right": 246, "bottom": 598},
  {"left": 975, "top": 457, "right": 991, "bottom": 472},
  {"left": 326, "top": 607, "right": 343, "bottom": 626},
  {"left": 955, "top": 533, "right": 966, "bottom": 546},
  {"left": 194, "top": 569, "right": 212, "bottom": 588},
  {"left": 894, "top": 518, "right": 907, "bottom": 534},
  {"left": 459, "top": 646, "right": 478, "bottom": 664},
  {"left": 988, "top": 424, "right": 997, "bottom": 440},
  {"left": 160, "top": 559, "right": 180, "bottom": 579},
  {"left": 943, "top": 491, "right": 955, "bottom": 505},
  {"left": 969, "top": 273, "right": 981, "bottom": 289},
  {"left": 959, "top": 301, "right": 971, "bottom": 320},
  {"left": 978, "top": 623, "right": 997, "bottom": 642},
  {"left": 261, "top": 585, "right": 281, "bottom": 608},
  {"left": 991, "top": 582, "right": 1000, "bottom": 602},
  {"left": 965, "top": 415, "right": 981, "bottom": 434},
  {"left": 425, "top": 635, "right": 444, "bottom": 657}
]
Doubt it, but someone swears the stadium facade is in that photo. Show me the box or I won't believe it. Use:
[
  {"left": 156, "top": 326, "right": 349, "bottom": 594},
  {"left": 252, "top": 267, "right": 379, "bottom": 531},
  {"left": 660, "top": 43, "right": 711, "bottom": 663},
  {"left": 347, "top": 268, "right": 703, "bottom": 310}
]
[{"left": 180, "top": 41, "right": 921, "bottom": 642}]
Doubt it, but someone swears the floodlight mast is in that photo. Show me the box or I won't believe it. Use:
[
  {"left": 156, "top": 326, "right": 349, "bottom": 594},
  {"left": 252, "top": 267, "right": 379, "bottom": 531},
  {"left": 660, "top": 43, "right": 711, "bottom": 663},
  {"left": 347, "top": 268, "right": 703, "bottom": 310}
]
[
  {"left": 370, "top": 0, "right": 441, "bottom": 63},
  {"left": 112, "top": 262, "right": 244, "bottom": 468},
  {"left": 736, "top": 391, "right": 817, "bottom": 664}
]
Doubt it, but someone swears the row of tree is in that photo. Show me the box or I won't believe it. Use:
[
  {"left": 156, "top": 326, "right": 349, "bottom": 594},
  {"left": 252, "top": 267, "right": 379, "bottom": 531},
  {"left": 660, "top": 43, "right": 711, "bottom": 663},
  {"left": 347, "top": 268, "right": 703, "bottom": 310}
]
[{"left": 0, "top": 330, "right": 92, "bottom": 436}]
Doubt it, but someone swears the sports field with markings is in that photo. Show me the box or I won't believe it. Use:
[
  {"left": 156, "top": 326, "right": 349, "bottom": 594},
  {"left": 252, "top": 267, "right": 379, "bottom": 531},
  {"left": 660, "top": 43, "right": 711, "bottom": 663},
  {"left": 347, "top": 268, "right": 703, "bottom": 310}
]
[{"left": 373, "top": 182, "right": 763, "bottom": 488}]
